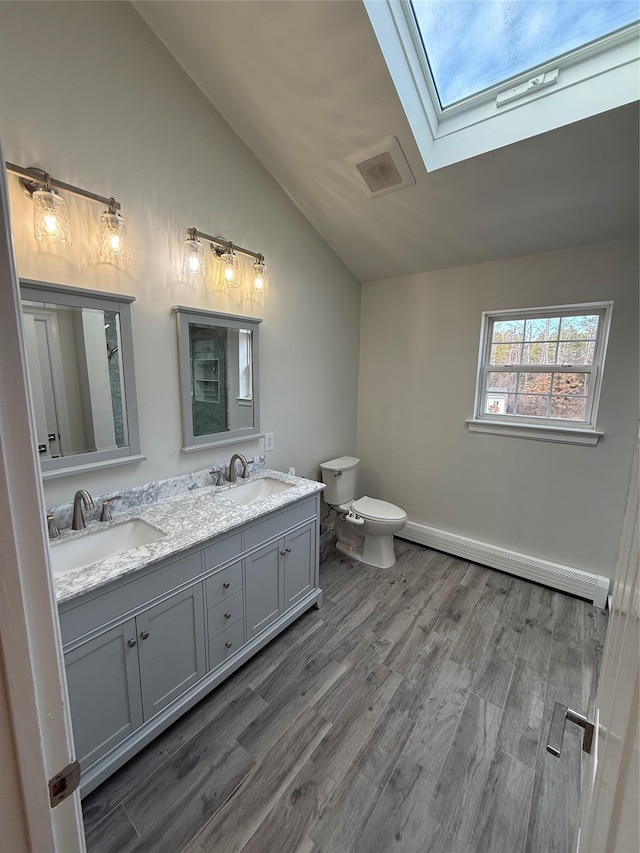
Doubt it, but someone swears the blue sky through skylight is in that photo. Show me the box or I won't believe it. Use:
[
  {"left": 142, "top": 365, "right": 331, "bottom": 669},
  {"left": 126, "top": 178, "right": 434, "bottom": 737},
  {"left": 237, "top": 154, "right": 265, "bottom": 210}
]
[{"left": 411, "top": 1, "right": 640, "bottom": 107}]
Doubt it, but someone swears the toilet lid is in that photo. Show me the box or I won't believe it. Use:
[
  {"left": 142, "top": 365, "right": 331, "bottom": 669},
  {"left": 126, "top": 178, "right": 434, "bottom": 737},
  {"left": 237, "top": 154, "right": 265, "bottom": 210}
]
[
  {"left": 351, "top": 496, "right": 407, "bottom": 522},
  {"left": 321, "top": 455, "right": 360, "bottom": 472}
]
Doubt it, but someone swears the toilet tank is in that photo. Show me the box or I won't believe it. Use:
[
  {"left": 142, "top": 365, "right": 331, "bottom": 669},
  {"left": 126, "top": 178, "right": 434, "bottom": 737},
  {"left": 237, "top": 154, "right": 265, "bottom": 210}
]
[{"left": 320, "top": 456, "right": 359, "bottom": 505}]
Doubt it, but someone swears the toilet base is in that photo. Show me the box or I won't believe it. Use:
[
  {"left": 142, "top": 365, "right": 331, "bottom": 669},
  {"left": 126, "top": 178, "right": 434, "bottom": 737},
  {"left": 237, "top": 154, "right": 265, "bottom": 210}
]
[{"left": 336, "top": 535, "right": 398, "bottom": 569}]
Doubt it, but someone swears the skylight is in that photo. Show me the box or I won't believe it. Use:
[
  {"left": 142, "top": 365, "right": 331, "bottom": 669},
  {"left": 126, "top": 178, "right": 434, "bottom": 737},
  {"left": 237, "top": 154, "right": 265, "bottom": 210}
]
[
  {"left": 410, "top": 0, "right": 640, "bottom": 109},
  {"left": 364, "top": 0, "right": 640, "bottom": 171}
]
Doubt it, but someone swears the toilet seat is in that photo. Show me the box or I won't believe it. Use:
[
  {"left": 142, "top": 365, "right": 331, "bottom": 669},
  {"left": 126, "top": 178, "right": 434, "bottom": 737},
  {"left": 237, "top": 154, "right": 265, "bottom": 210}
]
[{"left": 351, "top": 496, "right": 407, "bottom": 523}]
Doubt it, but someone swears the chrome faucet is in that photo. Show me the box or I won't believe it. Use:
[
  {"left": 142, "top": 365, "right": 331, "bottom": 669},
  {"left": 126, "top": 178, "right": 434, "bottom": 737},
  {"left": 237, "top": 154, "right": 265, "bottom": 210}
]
[
  {"left": 72, "top": 489, "right": 95, "bottom": 530},
  {"left": 228, "top": 453, "right": 249, "bottom": 483}
]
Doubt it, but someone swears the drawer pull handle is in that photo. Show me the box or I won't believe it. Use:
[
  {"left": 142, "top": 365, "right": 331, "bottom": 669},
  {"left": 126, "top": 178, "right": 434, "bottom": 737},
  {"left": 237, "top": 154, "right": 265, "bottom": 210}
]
[
  {"left": 225, "top": 641, "right": 233, "bottom": 649},
  {"left": 223, "top": 581, "right": 231, "bottom": 589},
  {"left": 224, "top": 611, "right": 232, "bottom": 619},
  {"left": 140, "top": 631, "right": 150, "bottom": 640},
  {"left": 127, "top": 638, "right": 137, "bottom": 648}
]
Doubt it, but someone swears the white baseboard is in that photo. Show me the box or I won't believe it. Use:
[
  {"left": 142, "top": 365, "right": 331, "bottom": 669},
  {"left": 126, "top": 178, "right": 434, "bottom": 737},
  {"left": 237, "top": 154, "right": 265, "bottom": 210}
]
[{"left": 398, "top": 520, "right": 610, "bottom": 609}]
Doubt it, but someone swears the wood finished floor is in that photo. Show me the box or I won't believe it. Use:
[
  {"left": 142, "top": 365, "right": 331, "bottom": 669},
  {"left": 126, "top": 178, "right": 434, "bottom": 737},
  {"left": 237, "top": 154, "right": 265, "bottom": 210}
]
[{"left": 82, "top": 540, "right": 607, "bottom": 853}]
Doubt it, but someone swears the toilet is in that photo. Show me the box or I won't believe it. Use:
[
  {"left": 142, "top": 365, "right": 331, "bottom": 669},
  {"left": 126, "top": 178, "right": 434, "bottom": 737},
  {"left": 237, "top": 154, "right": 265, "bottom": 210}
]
[{"left": 320, "top": 456, "right": 407, "bottom": 569}]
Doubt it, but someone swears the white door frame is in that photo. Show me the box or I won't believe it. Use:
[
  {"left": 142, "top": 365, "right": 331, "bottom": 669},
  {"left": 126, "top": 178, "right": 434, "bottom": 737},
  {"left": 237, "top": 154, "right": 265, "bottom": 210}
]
[
  {"left": 576, "top": 433, "right": 639, "bottom": 852},
  {"left": 0, "top": 150, "right": 86, "bottom": 849}
]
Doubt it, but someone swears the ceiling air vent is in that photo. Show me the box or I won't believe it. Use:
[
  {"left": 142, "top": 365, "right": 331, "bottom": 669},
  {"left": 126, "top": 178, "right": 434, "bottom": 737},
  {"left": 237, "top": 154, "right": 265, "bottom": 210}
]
[{"left": 346, "top": 136, "right": 415, "bottom": 198}]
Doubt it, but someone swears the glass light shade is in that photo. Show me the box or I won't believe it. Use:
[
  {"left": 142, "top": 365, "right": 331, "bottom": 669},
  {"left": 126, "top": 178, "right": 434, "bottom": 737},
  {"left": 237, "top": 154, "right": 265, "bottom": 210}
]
[
  {"left": 33, "top": 188, "right": 72, "bottom": 246},
  {"left": 252, "top": 259, "right": 270, "bottom": 295},
  {"left": 219, "top": 250, "right": 240, "bottom": 288},
  {"left": 99, "top": 211, "right": 130, "bottom": 260},
  {"left": 182, "top": 236, "right": 206, "bottom": 278}
]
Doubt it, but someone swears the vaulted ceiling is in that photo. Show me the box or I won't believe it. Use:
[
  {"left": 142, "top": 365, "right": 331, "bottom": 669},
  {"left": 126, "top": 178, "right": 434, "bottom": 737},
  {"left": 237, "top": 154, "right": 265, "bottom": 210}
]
[{"left": 134, "top": 0, "right": 639, "bottom": 283}]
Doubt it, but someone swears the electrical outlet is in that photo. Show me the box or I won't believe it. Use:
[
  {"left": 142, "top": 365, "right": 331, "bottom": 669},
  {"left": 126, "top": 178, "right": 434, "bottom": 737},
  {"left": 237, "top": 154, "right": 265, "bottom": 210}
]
[{"left": 264, "top": 432, "right": 275, "bottom": 452}]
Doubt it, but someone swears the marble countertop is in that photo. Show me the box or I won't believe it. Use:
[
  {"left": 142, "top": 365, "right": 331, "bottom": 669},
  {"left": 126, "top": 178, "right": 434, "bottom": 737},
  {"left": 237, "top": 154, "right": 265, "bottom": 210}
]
[{"left": 53, "top": 470, "right": 324, "bottom": 605}]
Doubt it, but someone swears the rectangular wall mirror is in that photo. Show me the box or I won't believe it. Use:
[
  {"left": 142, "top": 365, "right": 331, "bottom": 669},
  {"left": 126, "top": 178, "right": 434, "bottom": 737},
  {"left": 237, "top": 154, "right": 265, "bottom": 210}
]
[
  {"left": 174, "top": 306, "right": 262, "bottom": 450},
  {"left": 20, "top": 279, "right": 143, "bottom": 478}
]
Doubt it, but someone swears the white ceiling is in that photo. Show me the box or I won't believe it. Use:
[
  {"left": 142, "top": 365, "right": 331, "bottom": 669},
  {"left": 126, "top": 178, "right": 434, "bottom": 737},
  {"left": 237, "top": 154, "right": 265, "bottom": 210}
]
[{"left": 134, "top": 0, "right": 639, "bottom": 283}]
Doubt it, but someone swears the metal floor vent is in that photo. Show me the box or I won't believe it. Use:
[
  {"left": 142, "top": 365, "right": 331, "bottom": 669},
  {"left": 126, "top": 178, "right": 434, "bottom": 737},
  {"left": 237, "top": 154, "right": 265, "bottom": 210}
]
[{"left": 347, "top": 136, "right": 415, "bottom": 198}]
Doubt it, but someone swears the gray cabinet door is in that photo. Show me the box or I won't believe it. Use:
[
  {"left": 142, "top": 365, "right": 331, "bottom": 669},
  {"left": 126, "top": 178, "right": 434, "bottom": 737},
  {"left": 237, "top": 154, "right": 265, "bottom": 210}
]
[
  {"left": 64, "top": 618, "right": 143, "bottom": 771},
  {"left": 284, "top": 522, "right": 315, "bottom": 609},
  {"left": 137, "top": 584, "right": 206, "bottom": 720},
  {"left": 245, "top": 539, "right": 284, "bottom": 638}
]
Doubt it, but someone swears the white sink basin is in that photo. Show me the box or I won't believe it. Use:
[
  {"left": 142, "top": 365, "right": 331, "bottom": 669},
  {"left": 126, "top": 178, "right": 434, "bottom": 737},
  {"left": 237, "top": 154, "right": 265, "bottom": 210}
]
[
  {"left": 215, "top": 477, "right": 294, "bottom": 505},
  {"left": 49, "top": 519, "right": 166, "bottom": 576}
]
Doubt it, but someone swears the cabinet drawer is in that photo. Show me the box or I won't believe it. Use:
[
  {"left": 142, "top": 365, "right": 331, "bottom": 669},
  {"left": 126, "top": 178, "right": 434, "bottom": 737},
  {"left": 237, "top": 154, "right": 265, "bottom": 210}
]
[
  {"left": 207, "top": 590, "right": 243, "bottom": 638},
  {"left": 208, "top": 620, "right": 245, "bottom": 671},
  {"left": 204, "top": 532, "right": 242, "bottom": 572},
  {"left": 244, "top": 498, "right": 316, "bottom": 551},
  {"left": 205, "top": 560, "right": 243, "bottom": 606},
  {"left": 60, "top": 550, "right": 202, "bottom": 646}
]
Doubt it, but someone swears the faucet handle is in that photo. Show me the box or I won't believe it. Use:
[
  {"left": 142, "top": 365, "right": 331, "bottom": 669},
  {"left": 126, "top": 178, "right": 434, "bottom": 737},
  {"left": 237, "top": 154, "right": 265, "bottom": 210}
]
[
  {"left": 47, "top": 514, "right": 60, "bottom": 539},
  {"left": 215, "top": 470, "right": 226, "bottom": 487},
  {"left": 99, "top": 496, "right": 121, "bottom": 522}
]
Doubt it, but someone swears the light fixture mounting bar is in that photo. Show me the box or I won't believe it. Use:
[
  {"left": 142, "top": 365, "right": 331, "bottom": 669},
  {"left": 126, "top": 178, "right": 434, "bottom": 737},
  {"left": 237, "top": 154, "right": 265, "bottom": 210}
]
[
  {"left": 5, "top": 162, "right": 121, "bottom": 211},
  {"left": 194, "top": 228, "right": 262, "bottom": 261}
]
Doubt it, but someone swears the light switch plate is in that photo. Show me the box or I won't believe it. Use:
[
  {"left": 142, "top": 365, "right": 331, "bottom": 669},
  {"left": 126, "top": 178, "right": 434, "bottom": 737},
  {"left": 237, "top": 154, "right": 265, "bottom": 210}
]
[{"left": 264, "top": 432, "right": 275, "bottom": 451}]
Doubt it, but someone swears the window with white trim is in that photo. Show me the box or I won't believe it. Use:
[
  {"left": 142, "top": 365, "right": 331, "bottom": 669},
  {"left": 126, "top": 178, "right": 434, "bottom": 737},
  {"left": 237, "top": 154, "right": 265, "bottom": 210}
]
[
  {"left": 363, "top": 1, "right": 639, "bottom": 171},
  {"left": 470, "top": 303, "right": 612, "bottom": 444},
  {"left": 408, "top": 1, "right": 639, "bottom": 112}
]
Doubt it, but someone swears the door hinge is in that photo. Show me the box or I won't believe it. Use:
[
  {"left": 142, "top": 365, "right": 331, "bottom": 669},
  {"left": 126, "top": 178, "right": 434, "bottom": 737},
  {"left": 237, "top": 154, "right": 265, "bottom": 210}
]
[{"left": 48, "top": 760, "right": 81, "bottom": 808}]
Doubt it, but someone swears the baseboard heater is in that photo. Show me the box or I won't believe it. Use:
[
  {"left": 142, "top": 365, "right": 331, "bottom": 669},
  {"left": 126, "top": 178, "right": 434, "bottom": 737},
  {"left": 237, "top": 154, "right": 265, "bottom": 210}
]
[{"left": 398, "top": 520, "right": 609, "bottom": 609}]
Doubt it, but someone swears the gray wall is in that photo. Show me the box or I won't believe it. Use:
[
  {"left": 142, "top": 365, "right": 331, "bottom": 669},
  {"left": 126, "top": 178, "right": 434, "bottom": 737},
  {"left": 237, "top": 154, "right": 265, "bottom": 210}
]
[
  {"left": 357, "top": 239, "right": 638, "bottom": 580},
  {"left": 0, "top": 1, "right": 361, "bottom": 505}
]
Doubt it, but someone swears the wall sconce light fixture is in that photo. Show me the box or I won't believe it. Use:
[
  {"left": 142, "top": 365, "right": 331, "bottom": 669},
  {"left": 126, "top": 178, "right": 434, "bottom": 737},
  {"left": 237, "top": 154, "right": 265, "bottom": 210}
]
[
  {"left": 217, "top": 242, "right": 240, "bottom": 289},
  {"left": 182, "top": 228, "right": 206, "bottom": 278},
  {"left": 99, "top": 199, "right": 130, "bottom": 260},
  {"left": 252, "top": 255, "right": 270, "bottom": 295},
  {"left": 182, "top": 227, "right": 269, "bottom": 295},
  {"left": 6, "top": 162, "right": 129, "bottom": 261},
  {"left": 32, "top": 181, "right": 72, "bottom": 246}
]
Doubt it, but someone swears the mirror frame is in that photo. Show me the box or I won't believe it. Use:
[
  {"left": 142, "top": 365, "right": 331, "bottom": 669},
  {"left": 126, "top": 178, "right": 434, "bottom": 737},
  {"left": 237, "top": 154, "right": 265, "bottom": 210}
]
[
  {"left": 20, "top": 279, "right": 143, "bottom": 479},
  {"left": 174, "top": 306, "right": 262, "bottom": 451}
]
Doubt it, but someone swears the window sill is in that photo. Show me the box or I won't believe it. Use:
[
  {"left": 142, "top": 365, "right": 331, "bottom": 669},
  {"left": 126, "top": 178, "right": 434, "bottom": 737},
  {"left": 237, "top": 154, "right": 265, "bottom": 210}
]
[{"left": 465, "top": 419, "right": 603, "bottom": 446}]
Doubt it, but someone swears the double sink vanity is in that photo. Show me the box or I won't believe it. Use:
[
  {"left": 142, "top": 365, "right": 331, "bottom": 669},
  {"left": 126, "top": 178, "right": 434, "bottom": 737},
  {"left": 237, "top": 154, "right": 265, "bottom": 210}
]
[
  {"left": 23, "top": 276, "right": 325, "bottom": 797},
  {"left": 52, "top": 469, "right": 324, "bottom": 797}
]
